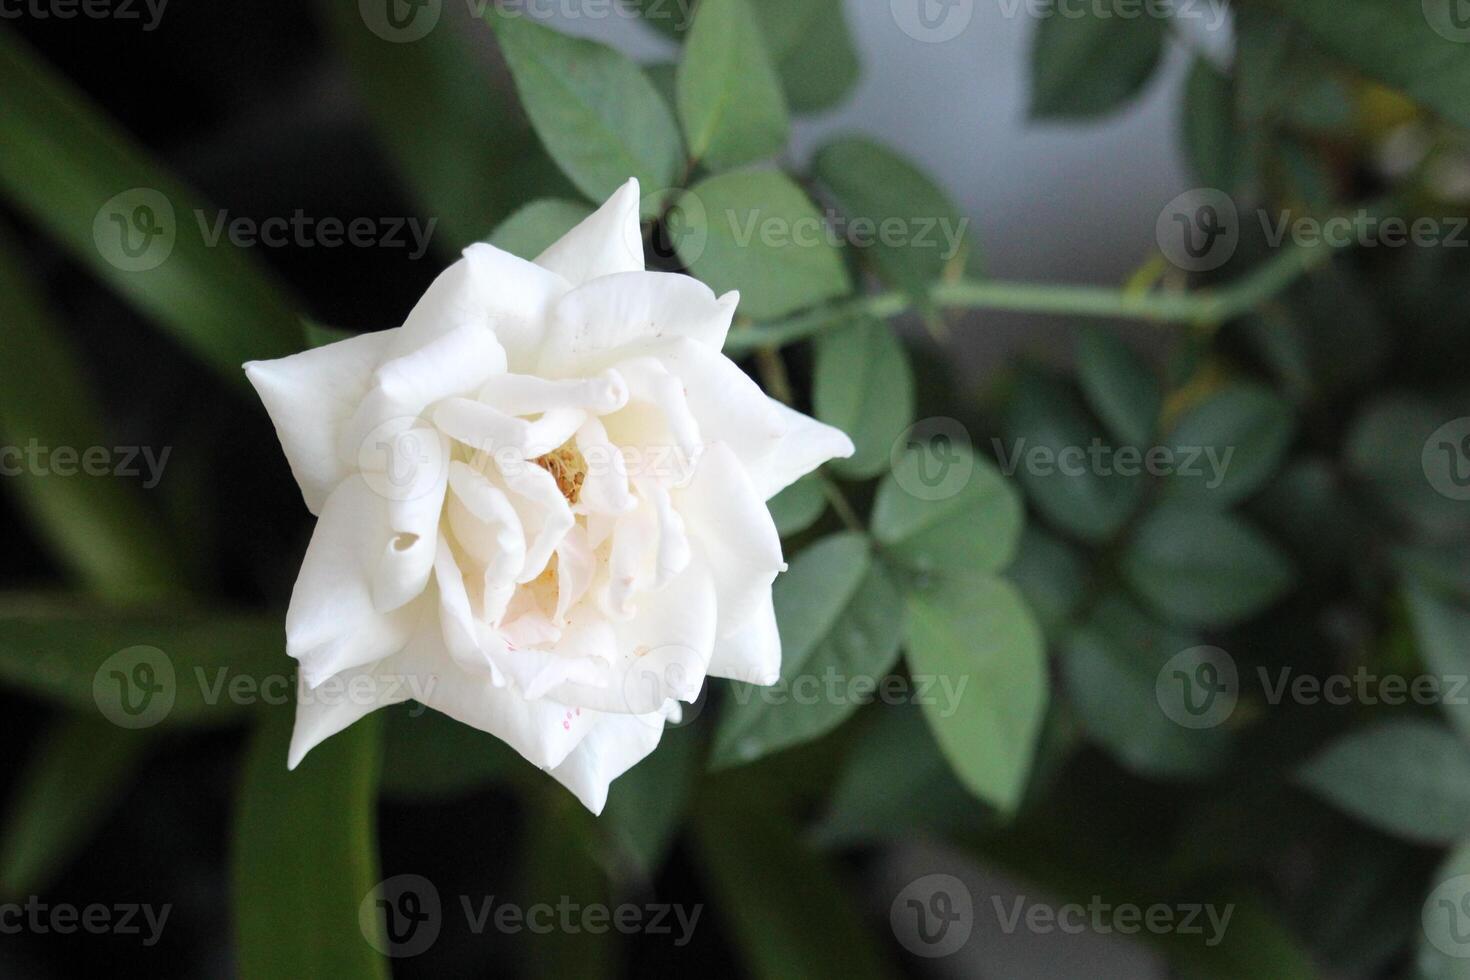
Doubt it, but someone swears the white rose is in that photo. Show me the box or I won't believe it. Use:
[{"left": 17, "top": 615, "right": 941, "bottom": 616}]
[{"left": 244, "top": 179, "right": 853, "bottom": 812}]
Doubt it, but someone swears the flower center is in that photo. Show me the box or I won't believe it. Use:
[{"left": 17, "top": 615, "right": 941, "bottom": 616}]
[{"left": 533, "top": 440, "right": 587, "bottom": 505}]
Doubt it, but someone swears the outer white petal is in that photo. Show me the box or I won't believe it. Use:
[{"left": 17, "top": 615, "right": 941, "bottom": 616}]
[
  {"left": 705, "top": 587, "right": 781, "bottom": 686},
  {"left": 399, "top": 633, "right": 597, "bottom": 770},
  {"left": 749, "top": 400, "right": 856, "bottom": 499},
  {"left": 534, "top": 178, "right": 644, "bottom": 285},
  {"left": 244, "top": 328, "right": 396, "bottom": 514},
  {"left": 286, "top": 650, "right": 420, "bottom": 769},
  {"left": 650, "top": 337, "right": 785, "bottom": 469},
  {"left": 538, "top": 271, "right": 738, "bottom": 377},
  {"left": 386, "top": 243, "right": 572, "bottom": 369},
  {"left": 549, "top": 711, "right": 669, "bottom": 815},
  {"left": 675, "top": 443, "right": 785, "bottom": 632},
  {"left": 285, "top": 476, "right": 421, "bottom": 687}
]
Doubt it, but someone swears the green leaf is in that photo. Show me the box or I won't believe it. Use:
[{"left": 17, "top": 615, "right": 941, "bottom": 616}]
[
  {"left": 0, "top": 598, "right": 286, "bottom": 726},
  {"left": 0, "top": 225, "right": 176, "bottom": 601},
  {"left": 488, "top": 198, "right": 595, "bottom": 260},
  {"left": 814, "top": 704, "right": 981, "bottom": 848},
  {"left": 767, "top": 477, "right": 827, "bottom": 536},
  {"left": 712, "top": 534, "right": 903, "bottom": 767},
  {"left": 378, "top": 702, "right": 516, "bottom": 802},
  {"left": 676, "top": 170, "right": 850, "bottom": 319},
  {"left": 520, "top": 794, "right": 618, "bottom": 980},
  {"left": 1029, "top": 9, "right": 1167, "bottom": 119},
  {"left": 1406, "top": 586, "right": 1470, "bottom": 744},
  {"left": 1265, "top": 0, "right": 1470, "bottom": 129},
  {"left": 1297, "top": 720, "right": 1470, "bottom": 845},
  {"left": 813, "top": 318, "right": 914, "bottom": 478},
  {"left": 490, "top": 12, "right": 682, "bottom": 215},
  {"left": 692, "top": 785, "right": 893, "bottom": 980},
  {"left": 0, "top": 713, "right": 151, "bottom": 897},
  {"left": 752, "top": 0, "right": 861, "bottom": 113},
  {"left": 1003, "top": 369, "right": 1144, "bottom": 543},
  {"left": 872, "top": 447, "right": 1023, "bottom": 575},
  {"left": 1076, "top": 327, "right": 1160, "bottom": 447},
  {"left": 677, "top": 0, "right": 790, "bottom": 170},
  {"left": 602, "top": 724, "right": 700, "bottom": 878},
  {"left": 1005, "top": 526, "right": 1089, "bottom": 641},
  {"left": 812, "top": 136, "right": 968, "bottom": 293},
  {"left": 1347, "top": 395, "right": 1469, "bottom": 539},
  {"left": 234, "top": 707, "right": 386, "bottom": 980},
  {"left": 904, "top": 575, "right": 1048, "bottom": 813},
  {"left": 1062, "top": 596, "right": 1230, "bottom": 780},
  {"left": 1182, "top": 56, "right": 1241, "bottom": 192},
  {"left": 1122, "top": 503, "right": 1295, "bottom": 627},
  {"left": 314, "top": 0, "right": 566, "bottom": 250},
  {"left": 302, "top": 320, "right": 357, "bottom": 350},
  {"left": 1163, "top": 384, "right": 1296, "bottom": 507},
  {"left": 626, "top": 0, "right": 860, "bottom": 113},
  {"left": 0, "top": 31, "right": 301, "bottom": 377}
]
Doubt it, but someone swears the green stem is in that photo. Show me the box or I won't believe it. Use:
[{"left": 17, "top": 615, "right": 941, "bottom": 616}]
[{"left": 724, "top": 241, "right": 1334, "bottom": 354}]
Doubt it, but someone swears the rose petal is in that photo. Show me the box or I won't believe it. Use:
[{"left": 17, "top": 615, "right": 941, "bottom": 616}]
[
  {"left": 286, "top": 476, "right": 422, "bottom": 687},
  {"left": 244, "top": 328, "right": 396, "bottom": 514},
  {"left": 534, "top": 177, "right": 644, "bottom": 285},
  {"left": 539, "top": 271, "right": 738, "bottom": 377},
  {"left": 675, "top": 442, "right": 784, "bottom": 632},
  {"left": 548, "top": 711, "right": 669, "bottom": 815},
  {"left": 387, "top": 242, "right": 571, "bottom": 370}
]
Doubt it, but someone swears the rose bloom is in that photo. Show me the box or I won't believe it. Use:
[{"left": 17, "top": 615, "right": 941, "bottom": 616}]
[{"left": 245, "top": 179, "right": 853, "bottom": 812}]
